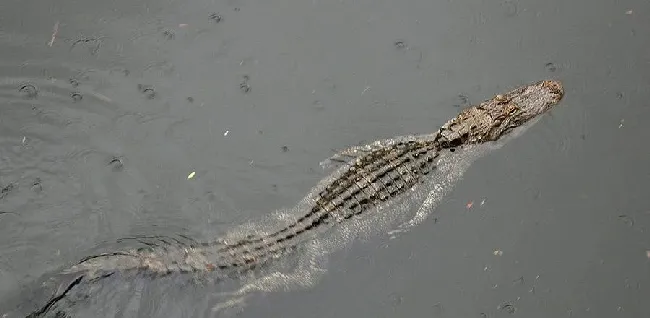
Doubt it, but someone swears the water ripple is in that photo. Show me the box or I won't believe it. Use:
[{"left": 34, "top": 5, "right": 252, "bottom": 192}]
[{"left": 0, "top": 61, "right": 139, "bottom": 298}]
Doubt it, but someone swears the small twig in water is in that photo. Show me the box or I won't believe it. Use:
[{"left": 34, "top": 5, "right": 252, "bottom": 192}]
[
  {"left": 70, "top": 36, "right": 107, "bottom": 55},
  {"left": 48, "top": 21, "right": 59, "bottom": 47}
]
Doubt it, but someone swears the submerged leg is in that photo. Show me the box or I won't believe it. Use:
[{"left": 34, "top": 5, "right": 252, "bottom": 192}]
[
  {"left": 210, "top": 240, "right": 327, "bottom": 314},
  {"left": 388, "top": 146, "right": 477, "bottom": 239},
  {"left": 388, "top": 183, "right": 443, "bottom": 239},
  {"left": 319, "top": 141, "right": 384, "bottom": 169},
  {"left": 320, "top": 134, "right": 428, "bottom": 169}
]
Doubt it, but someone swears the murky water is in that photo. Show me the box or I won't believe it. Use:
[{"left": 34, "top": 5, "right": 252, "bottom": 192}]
[{"left": 1, "top": 0, "right": 649, "bottom": 317}]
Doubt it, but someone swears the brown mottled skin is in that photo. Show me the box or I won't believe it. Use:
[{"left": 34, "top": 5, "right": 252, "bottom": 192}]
[{"left": 434, "top": 80, "right": 564, "bottom": 148}]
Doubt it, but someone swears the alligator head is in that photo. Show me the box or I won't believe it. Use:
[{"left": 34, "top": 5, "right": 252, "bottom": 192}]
[{"left": 435, "top": 80, "right": 564, "bottom": 148}]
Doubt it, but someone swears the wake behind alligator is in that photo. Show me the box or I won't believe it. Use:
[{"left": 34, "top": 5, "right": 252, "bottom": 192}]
[{"left": 4, "top": 80, "right": 564, "bottom": 317}]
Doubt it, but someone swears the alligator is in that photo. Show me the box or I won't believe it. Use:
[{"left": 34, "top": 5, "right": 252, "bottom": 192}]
[{"left": 4, "top": 79, "right": 564, "bottom": 317}]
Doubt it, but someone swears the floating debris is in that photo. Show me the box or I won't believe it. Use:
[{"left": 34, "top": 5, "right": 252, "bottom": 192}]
[
  {"left": 626, "top": 10, "right": 633, "bottom": 15},
  {"left": 544, "top": 62, "right": 557, "bottom": 72},
  {"left": 0, "top": 211, "right": 17, "bottom": 215},
  {"left": 493, "top": 249, "right": 503, "bottom": 256},
  {"left": 466, "top": 201, "right": 474, "bottom": 209},
  {"left": 187, "top": 171, "right": 196, "bottom": 179},
  {"left": 70, "top": 36, "right": 105, "bottom": 55},
  {"left": 209, "top": 12, "right": 223, "bottom": 23},
  {"left": 137, "top": 84, "right": 156, "bottom": 99},
  {"left": 19, "top": 83, "right": 38, "bottom": 99},
  {"left": 240, "top": 75, "right": 251, "bottom": 93},
  {"left": 281, "top": 145, "right": 289, "bottom": 152},
  {"left": 618, "top": 215, "right": 634, "bottom": 227},
  {"left": 70, "top": 92, "right": 83, "bottom": 102},
  {"left": 394, "top": 40, "right": 407, "bottom": 49},
  {"left": 646, "top": 250, "right": 649, "bottom": 259},
  {"left": 224, "top": 130, "right": 230, "bottom": 136},
  {"left": 0, "top": 183, "right": 15, "bottom": 200},
  {"left": 48, "top": 21, "right": 59, "bottom": 47},
  {"left": 162, "top": 29, "right": 175, "bottom": 40},
  {"left": 108, "top": 157, "right": 124, "bottom": 171},
  {"left": 498, "top": 302, "right": 516, "bottom": 314},
  {"left": 31, "top": 178, "right": 43, "bottom": 192}
]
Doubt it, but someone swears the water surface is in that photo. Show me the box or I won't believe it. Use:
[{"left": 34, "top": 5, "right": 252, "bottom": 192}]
[{"left": 1, "top": 0, "right": 649, "bottom": 317}]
